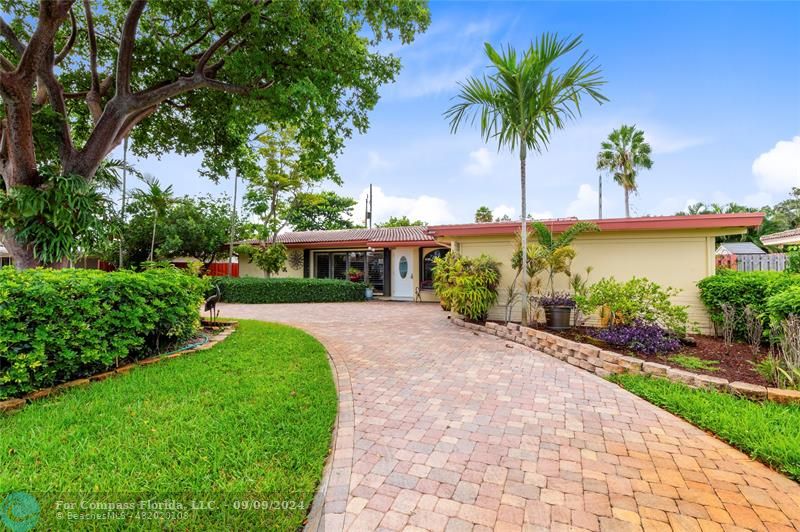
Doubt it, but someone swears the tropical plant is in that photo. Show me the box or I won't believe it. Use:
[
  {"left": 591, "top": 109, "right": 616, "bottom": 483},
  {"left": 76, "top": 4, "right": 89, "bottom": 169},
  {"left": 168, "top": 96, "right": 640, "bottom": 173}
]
[
  {"left": 475, "top": 206, "right": 494, "bottom": 223},
  {"left": 130, "top": 175, "right": 174, "bottom": 262},
  {"left": 592, "top": 320, "right": 681, "bottom": 355},
  {"left": 432, "top": 252, "right": 461, "bottom": 311},
  {"left": 514, "top": 221, "right": 600, "bottom": 297},
  {"left": 446, "top": 255, "right": 502, "bottom": 322},
  {"left": 586, "top": 277, "right": 689, "bottom": 335},
  {"left": 446, "top": 34, "right": 607, "bottom": 324},
  {"left": 755, "top": 316, "right": 800, "bottom": 390},
  {"left": 596, "top": 125, "right": 653, "bottom": 217}
]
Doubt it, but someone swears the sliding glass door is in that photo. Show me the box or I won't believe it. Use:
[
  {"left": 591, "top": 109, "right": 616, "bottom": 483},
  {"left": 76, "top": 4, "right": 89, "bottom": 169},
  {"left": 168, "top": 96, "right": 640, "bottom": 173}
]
[{"left": 313, "top": 250, "right": 384, "bottom": 294}]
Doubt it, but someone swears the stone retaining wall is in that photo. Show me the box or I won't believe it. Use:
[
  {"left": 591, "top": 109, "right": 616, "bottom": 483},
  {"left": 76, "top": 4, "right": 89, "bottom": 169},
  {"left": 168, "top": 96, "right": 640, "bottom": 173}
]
[
  {"left": 0, "top": 322, "right": 238, "bottom": 414},
  {"left": 451, "top": 318, "right": 800, "bottom": 405}
]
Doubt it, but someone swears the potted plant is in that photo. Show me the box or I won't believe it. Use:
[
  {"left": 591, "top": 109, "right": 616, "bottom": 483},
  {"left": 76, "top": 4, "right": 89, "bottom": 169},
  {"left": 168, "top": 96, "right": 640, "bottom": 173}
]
[
  {"left": 539, "top": 292, "right": 575, "bottom": 330},
  {"left": 347, "top": 267, "right": 364, "bottom": 283},
  {"left": 364, "top": 282, "right": 374, "bottom": 300}
]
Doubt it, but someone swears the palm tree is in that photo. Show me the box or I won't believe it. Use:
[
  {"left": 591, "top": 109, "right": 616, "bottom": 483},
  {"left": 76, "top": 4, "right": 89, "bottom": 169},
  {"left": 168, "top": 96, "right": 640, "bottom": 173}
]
[
  {"left": 132, "top": 175, "right": 174, "bottom": 261},
  {"left": 445, "top": 34, "right": 607, "bottom": 324},
  {"left": 596, "top": 125, "right": 653, "bottom": 217}
]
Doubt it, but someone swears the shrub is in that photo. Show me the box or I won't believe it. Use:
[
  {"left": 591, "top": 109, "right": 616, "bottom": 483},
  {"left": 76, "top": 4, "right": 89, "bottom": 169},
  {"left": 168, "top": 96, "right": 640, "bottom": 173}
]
[
  {"left": 592, "top": 320, "right": 681, "bottom": 355},
  {"left": 787, "top": 250, "right": 800, "bottom": 274},
  {"left": 436, "top": 254, "right": 501, "bottom": 322},
  {"left": 214, "top": 277, "right": 365, "bottom": 304},
  {"left": 766, "top": 285, "right": 800, "bottom": 322},
  {"left": 698, "top": 270, "right": 800, "bottom": 338},
  {"left": 0, "top": 267, "right": 206, "bottom": 399},
  {"left": 432, "top": 252, "right": 460, "bottom": 311},
  {"left": 585, "top": 277, "right": 689, "bottom": 335}
]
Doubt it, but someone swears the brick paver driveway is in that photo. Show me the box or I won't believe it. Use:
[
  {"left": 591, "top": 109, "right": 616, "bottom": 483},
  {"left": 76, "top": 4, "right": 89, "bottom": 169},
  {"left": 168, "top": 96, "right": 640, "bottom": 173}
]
[{"left": 219, "top": 302, "right": 800, "bottom": 532}]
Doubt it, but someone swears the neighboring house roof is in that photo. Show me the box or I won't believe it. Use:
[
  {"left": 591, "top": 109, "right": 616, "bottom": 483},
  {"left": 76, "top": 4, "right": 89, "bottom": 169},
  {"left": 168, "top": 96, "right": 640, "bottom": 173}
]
[
  {"left": 761, "top": 227, "right": 800, "bottom": 247},
  {"left": 715, "top": 242, "right": 765, "bottom": 255},
  {"left": 427, "top": 213, "right": 765, "bottom": 238},
  {"left": 0, "top": 245, "right": 8, "bottom": 257},
  {"left": 239, "top": 226, "right": 436, "bottom": 249}
]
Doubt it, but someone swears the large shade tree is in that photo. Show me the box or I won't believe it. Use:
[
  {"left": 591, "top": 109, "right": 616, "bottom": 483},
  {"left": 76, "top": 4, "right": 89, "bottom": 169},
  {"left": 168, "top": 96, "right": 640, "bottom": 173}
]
[
  {"left": 596, "top": 124, "right": 653, "bottom": 217},
  {"left": 446, "top": 34, "right": 607, "bottom": 324},
  {"left": 0, "top": 0, "right": 429, "bottom": 268}
]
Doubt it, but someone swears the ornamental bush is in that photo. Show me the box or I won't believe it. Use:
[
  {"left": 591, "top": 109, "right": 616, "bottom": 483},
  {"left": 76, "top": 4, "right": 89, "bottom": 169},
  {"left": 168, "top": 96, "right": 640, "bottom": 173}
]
[
  {"left": 584, "top": 277, "right": 689, "bottom": 335},
  {"left": 698, "top": 270, "right": 800, "bottom": 338},
  {"left": 766, "top": 285, "right": 800, "bottom": 322},
  {"left": 435, "top": 254, "right": 501, "bottom": 322},
  {"left": 0, "top": 267, "right": 207, "bottom": 399},
  {"left": 593, "top": 320, "right": 681, "bottom": 355},
  {"left": 214, "top": 277, "right": 366, "bottom": 304}
]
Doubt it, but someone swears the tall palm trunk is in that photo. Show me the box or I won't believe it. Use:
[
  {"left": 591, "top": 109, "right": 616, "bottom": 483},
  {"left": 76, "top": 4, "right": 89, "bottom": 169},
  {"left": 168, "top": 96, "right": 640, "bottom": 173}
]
[
  {"left": 149, "top": 214, "right": 158, "bottom": 261},
  {"left": 519, "top": 142, "right": 528, "bottom": 326},
  {"left": 624, "top": 187, "right": 630, "bottom": 218}
]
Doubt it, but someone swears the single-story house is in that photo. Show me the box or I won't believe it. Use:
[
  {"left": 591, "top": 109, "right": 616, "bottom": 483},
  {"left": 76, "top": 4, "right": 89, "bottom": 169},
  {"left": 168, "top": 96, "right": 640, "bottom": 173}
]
[
  {"left": 761, "top": 227, "right": 800, "bottom": 247},
  {"left": 239, "top": 213, "right": 764, "bottom": 333},
  {"left": 715, "top": 242, "right": 764, "bottom": 255}
]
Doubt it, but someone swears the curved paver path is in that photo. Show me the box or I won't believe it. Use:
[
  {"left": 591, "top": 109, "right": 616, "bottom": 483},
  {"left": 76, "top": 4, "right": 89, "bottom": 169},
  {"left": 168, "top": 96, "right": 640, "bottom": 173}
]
[{"left": 219, "top": 302, "right": 800, "bottom": 532}]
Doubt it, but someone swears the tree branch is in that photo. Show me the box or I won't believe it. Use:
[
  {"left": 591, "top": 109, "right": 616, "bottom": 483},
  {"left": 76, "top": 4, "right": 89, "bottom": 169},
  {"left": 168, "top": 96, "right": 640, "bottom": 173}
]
[
  {"left": 54, "top": 7, "right": 77, "bottom": 64},
  {"left": 0, "top": 18, "right": 25, "bottom": 56},
  {"left": 115, "top": 0, "right": 146, "bottom": 97}
]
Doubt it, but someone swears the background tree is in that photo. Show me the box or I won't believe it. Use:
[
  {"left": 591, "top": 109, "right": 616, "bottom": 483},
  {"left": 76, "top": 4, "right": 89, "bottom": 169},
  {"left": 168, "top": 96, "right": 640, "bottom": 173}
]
[
  {"left": 376, "top": 215, "right": 426, "bottom": 228},
  {"left": 286, "top": 191, "right": 357, "bottom": 232},
  {"left": 234, "top": 243, "right": 288, "bottom": 278},
  {"left": 475, "top": 206, "right": 493, "bottom": 222},
  {"left": 446, "top": 34, "right": 607, "bottom": 324},
  {"left": 596, "top": 124, "right": 653, "bottom": 217},
  {"left": 0, "top": 0, "right": 429, "bottom": 268},
  {"left": 131, "top": 175, "right": 174, "bottom": 261}
]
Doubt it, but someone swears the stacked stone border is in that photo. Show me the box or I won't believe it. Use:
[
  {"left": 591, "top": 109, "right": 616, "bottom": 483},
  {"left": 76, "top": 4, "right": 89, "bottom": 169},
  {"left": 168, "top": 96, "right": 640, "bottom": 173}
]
[
  {"left": 0, "top": 321, "right": 239, "bottom": 414},
  {"left": 452, "top": 317, "right": 800, "bottom": 405}
]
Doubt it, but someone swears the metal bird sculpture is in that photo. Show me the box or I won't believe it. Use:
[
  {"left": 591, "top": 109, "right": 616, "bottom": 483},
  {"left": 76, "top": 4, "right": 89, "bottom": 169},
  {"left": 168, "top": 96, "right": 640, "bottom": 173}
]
[{"left": 204, "top": 285, "right": 221, "bottom": 322}]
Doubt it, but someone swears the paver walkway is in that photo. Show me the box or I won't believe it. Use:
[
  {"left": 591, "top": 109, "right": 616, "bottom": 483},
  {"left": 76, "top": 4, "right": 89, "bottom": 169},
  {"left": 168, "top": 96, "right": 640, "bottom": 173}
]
[{"left": 219, "top": 302, "right": 800, "bottom": 532}]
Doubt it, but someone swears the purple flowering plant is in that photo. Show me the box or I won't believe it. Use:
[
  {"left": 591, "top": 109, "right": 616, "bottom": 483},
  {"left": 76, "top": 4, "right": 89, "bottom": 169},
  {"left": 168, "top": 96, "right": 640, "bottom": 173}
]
[
  {"left": 592, "top": 319, "right": 681, "bottom": 355},
  {"left": 539, "top": 292, "right": 576, "bottom": 308}
]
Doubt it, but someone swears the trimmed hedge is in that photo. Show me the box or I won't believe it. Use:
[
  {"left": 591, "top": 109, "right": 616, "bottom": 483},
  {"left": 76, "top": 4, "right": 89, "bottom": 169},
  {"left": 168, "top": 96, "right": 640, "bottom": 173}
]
[
  {"left": 766, "top": 285, "right": 800, "bottom": 322},
  {"left": 214, "top": 277, "right": 366, "bottom": 304},
  {"left": 0, "top": 267, "right": 207, "bottom": 399},
  {"left": 698, "top": 270, "right": 800, "bottom": 337}
]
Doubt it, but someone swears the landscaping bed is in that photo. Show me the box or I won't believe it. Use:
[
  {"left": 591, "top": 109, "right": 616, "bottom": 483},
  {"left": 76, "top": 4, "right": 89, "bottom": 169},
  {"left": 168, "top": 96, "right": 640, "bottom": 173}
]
[
  {"left": 543, "top": 325, "right": 770, "bottom": 387},
  {"left": 0, "top": 320, "right": 337, "bottom": 530}
]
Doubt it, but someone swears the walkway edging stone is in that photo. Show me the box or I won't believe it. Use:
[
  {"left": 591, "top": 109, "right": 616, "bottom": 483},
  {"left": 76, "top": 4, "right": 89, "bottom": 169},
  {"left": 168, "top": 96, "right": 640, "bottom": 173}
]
[{"left": 452, "top": 317, "right": 800, "bottom": 405}]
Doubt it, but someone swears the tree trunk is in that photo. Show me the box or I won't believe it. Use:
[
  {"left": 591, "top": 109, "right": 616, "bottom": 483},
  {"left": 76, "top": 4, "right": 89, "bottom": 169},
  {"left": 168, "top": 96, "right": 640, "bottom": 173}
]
[
  {"left": 2, "top": 231, "right": 40, "bottom": 270},
  {"left": 149, "top": 214, "right": 157, "bottom": 261},
  {"left": 519, "top": 142, "right": 528, "bottom": 326},
  {"left": 624, "top": 188, "right": 630, "bottom": 218}
]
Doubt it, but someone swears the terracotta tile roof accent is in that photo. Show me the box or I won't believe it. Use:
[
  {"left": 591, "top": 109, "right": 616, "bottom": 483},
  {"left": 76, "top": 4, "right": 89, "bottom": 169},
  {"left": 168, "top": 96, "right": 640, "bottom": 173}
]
[{"left": 761, "top": 227, "right": 800, "bottom": 246}]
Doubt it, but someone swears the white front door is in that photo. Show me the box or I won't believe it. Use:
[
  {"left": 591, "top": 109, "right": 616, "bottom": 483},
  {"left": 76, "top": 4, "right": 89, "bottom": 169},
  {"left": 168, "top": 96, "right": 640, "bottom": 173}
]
[{"left": 392, "top": 247, "right": 414, "bottom": 299}]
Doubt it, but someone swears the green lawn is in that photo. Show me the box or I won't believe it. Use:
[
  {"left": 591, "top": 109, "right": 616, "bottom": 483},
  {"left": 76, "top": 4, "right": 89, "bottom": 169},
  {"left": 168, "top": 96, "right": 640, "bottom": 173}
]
[
  {"left": 611, "top": 374, "right": 800, "bottom": 481},
  {"left": 0, "top": 320, "right": 337, "bottom": 531}
]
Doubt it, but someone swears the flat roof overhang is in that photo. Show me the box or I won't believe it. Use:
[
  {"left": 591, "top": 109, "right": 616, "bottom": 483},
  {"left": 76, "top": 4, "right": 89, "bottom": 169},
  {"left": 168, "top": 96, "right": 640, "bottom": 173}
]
[{"left": 426, "top": 213, "right": 765, "bottom": 238}]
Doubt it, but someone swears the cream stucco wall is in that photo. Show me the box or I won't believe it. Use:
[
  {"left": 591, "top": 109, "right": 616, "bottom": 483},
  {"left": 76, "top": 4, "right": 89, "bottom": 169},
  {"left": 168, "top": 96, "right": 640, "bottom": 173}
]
[
  {"left": 238, "top": 251, "right": 304, "bottom": 278},
  {"left": 449, "top": 229, "right": 723, "bottom": 334}
]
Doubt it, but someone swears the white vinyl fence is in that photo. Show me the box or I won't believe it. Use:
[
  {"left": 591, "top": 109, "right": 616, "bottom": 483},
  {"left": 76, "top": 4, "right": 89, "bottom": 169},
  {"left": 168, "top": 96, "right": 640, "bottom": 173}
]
[{"left": 736, "top": 253, "right": 788, "bottom": 272}]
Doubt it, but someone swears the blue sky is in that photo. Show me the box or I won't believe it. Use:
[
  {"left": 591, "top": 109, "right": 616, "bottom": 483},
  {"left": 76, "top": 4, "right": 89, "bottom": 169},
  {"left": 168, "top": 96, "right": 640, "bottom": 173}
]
[{"left": 125, "top": 1, "right": 800, "bottom": 225}]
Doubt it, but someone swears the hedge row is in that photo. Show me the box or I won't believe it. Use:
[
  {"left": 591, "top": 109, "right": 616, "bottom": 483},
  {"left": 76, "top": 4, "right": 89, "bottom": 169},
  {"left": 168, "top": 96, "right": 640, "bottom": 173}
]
[
  {"left": 698, "top": 270, "right": 800, "bottom": 337},
  {"left": 214, "top": 277, "right": 366, "bottom": 304},
  {"left": 0, "top": 267, "right": 207, "bottom": 399}
]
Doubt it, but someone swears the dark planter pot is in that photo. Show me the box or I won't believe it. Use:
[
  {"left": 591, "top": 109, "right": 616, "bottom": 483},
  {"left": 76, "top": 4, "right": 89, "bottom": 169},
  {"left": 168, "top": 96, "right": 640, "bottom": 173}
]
[{"left": 544, "top": 305, "right": 573, "bottom": 330}]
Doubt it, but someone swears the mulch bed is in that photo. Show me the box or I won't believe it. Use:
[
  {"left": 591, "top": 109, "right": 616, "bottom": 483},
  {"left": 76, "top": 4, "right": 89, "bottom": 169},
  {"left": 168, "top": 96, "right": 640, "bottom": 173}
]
[
  {"left": 486, "top": 319, "right": 772, "bottom": 387},
  {"left": 548, "top": 326, "right": 771, "bottom": 387}
]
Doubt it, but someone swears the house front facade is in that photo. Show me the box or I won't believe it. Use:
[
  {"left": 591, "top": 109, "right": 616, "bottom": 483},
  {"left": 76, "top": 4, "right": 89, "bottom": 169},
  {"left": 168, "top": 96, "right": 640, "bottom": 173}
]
[
  {"left": 239, "top": 213, "right": 764, "bottom": 333},
  {"left": 238, "top": 226, "right": 449, "bottom": 302}
]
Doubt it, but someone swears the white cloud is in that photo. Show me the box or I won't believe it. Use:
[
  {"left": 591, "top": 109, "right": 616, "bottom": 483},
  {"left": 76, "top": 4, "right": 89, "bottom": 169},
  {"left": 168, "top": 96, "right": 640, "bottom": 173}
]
[
  {"left": 492, "top": 204, "right": 515, "bottom": 220},
  {"left": 464, "top": 147, "right": 494, "bottom": 176},
  {"left": 365, "top": 151, "right": 390, "bottom": 173},
  {"left": 565, "top": 184, "right": 600, "bottom": 219},
  {"left": 752, "top": 136, "right": 800, "bottom": 194},
  {"left": 354, "top": 186, "right": 456, "bottom": 226},
  {"left": 647, "top": 132, "right": 711, "bottom": 155},
  {"left": 391, "top": 61, "right": 479, "bottom": 99}
]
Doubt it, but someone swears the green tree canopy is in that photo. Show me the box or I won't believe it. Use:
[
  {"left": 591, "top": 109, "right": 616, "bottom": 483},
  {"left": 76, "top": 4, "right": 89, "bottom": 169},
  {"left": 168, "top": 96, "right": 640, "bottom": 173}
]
[
  {"left": 376, "top": 215, "right": 426, "bottom": 228},
  {"left": 475, "top": 206, "right": 493, "bottom": 223},
  {"left": 0, "top": 0, "right": 429, "bottom": 268},
  {"left": 286, "top": 191, "right": 357, "bottom": 232}
]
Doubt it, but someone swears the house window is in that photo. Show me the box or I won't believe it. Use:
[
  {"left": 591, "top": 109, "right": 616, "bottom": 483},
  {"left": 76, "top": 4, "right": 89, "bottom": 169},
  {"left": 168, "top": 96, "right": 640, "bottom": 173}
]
[
  {"left": 421, "top": 248, "right": 449, "bottom": 290},
  {"left": 313, "top": 250, "right": 384, "bottom": 294},
  {"left": 0, "top": 257, "right": 12, "bottom": 267}
]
